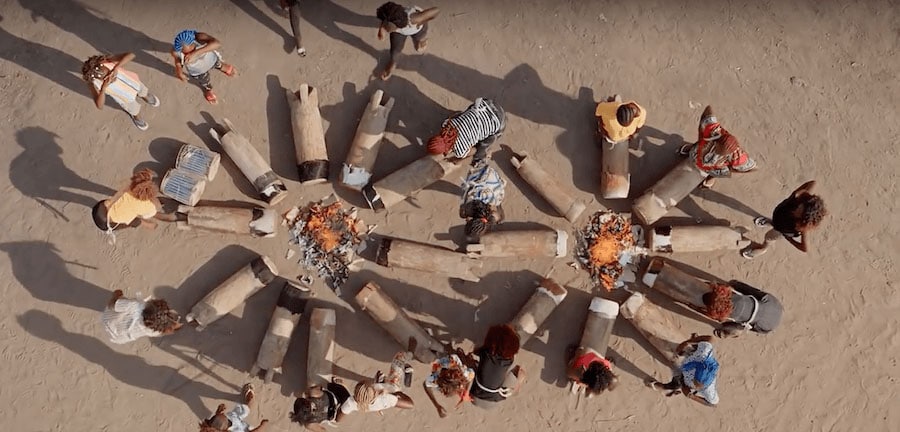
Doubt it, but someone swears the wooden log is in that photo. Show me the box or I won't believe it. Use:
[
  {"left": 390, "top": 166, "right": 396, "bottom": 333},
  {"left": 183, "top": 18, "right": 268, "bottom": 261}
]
[
  {"left": 465, "top": 229, "right": 568, "bottom": 258},
  {"left": 600, "top": 140, "right": 630, "bottom": 199},
  {"left": 175, "top": 205, "right": 277, "bottom": 238},
  {"left": 176, "top": 144, "right": 221, "bottom": 181},
  {"left": 577, "top": 297, "right": 619, "bottom": 358},
  {"left": 160, "top": 168, "right": 207, "bottom": 206},
  {"left": 354, "top": 281, "right": 442, "bottom": 362},
  {"left": 363, "top": 154, "right": 465, "bottom": 212},
  {"left": 286, "top": 84, "right": 329, "bottom": 184},
  {"left": 209, "top": 118, "right": 288, "bottom": 205},
  {"left": 632, "top": 158, "right": 706, "bottom": 225},
  {"left": 186, "top": 256, "right": 279, "bottom": 331},
  {"left": 509, "top": 278, "right": 568, "bottom": 344},
  {"left": 307, "top": 308, "right": 336, "bottom": 388},
  {"left": 341, "top": 89, "right": 395, "bottom": 191},
  {"left": 375, "top": 237, "right": 481, "bottom": 282},
  {"left": 642, "top": 257, "right": 709, "bottom": 309},
  {"left": 619, "top": 292, "right": 687, "bottom": 365},
  {"left": 251, "top": 281, "right": 310, "bottom": 383},
  {"left": 510, "top": 151, "right": 586, "bottom": 223},
  {"left": 646, "top": 225, "right": 751, "bottom": 253}
]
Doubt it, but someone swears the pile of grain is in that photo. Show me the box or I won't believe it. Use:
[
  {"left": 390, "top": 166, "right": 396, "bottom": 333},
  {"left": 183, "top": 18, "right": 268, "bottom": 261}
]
[
  {"left": 575, "top": 211, "right": 635, "bottom": 291},
  {"left": 285, "top": 200, "right": 364, "bottom": 292}
]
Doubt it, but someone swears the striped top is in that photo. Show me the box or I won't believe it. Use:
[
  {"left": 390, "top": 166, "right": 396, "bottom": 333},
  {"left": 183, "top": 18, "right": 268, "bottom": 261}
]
[
  {"left": 92, "top": 61, "right": 142, "bottom": 105},
  {"left": 445, "top": 98, "right": 505, "bottom": 159},
  {"left": 101, "top": 298, "right": 161, "bottom": 344}
]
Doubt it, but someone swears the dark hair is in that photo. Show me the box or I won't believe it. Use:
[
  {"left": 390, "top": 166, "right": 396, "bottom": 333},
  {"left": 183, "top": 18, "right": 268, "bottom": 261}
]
[
  {"left": 376, "top": 2, "right": 409, "bottom": 27},
  {"left": 479, "top": 324, "right": 520, "bottom": 359},
  {"left": 798, "top": 194, "right": 827, "bottom": 229},
  {"left": 290, "top": 397, "right": 326, "bottom": 425},
  {"left": 142, "top": 299, "right": 181, "bottom": 333},
  {"left": 435, "top": 367, "right": 469, "bottom": 397},
  {"left": 702, "top": 283, "right": 734, "bottom": 321},
  {"left": 580, "top": 361, "right": 617, "bottom": 394},
  {"left": 81, "top": 55, "right": 108, "bottom": 82},
  {"left": 464, "top": 201, "right": 494, "bottom": 241},
  {"left": 616, "top": 103, "right": 637, "bottom": 127}
]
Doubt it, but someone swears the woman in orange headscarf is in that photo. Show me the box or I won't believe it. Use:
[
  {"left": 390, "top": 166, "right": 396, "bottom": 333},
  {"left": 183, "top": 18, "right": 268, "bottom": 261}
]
[{"left": 678, "top": 105, "right": 757, "bottom": 188}]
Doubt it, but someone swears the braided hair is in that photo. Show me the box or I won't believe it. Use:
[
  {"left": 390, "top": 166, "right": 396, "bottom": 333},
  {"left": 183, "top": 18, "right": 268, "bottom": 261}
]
[
  {"left": 435, "top": 367, "right": 468, "bottom": 397},
  {"left": 615, "top": 103, "right": 637, "bottom": 127},
  {"left": 702, "top": 283, "right": 734, "bottom": 321},
  {"left": 376, "top": 2, "right": 409, "bottom": 28},
  {"left": 81, "top": 55, "right": 109, "bottom": 82},
  {"left": 463, "top": 200, "right": 494, "bottom": 242},
  {"left": 353, "top": 380, "right": 378, "bottom": 412},
  {"left": 142, "top": 299, "right": 181, "bottom": 333},
  {"left": 427, "top": 125, "right": 459, "bottom": 155}
]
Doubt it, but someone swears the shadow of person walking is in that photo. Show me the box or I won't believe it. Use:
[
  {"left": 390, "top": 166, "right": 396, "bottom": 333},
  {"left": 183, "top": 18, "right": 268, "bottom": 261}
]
[
  {"left": 0, "top": 241, "right": 108, "bottom": 312},
  {"left": 18, "top": 0, "right": 173, "bottom": 76},
  {"left": 0, "top": 16, "right": 87, "bottom": 97},
  {"left": 17, "top": 309, "right": 237, "bottom": 418},
  {"left": 9, "top": 127, "right": 115, "bottom": 221}
]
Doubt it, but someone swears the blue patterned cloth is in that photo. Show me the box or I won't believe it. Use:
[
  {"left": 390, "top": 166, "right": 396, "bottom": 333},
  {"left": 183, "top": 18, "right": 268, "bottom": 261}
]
[{"left": 460, "top": 160, "right": 506, "bottom": 207}]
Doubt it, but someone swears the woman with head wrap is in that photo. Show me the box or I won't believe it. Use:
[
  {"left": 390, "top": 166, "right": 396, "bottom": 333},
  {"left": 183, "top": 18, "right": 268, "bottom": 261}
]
[
  {"left": 678, "top": 105, "right": 757, "bottom": 188},
  {"left": 428, "top": 98, "right": 506, "bottom": 162},
  {"left": 648, "top": 334, "right": 720, "bottom": 406},
  {"left": 81, "top": 52, "right": 160, "bottom": 130},
  {"left": 742, "top": 180, "right": 827, "bottom": 259},
  {"left": 459, "top": 158, "right": 506, "bottom": 243},
  {"left": 376, "top": 2, "right": 440, "bottom": 79},
  {"left": 171, "top": 30, "right": 236, "bottom": 104}
]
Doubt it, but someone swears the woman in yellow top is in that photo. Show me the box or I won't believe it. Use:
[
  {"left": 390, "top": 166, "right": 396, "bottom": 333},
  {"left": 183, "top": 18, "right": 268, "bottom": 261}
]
[
  {"left": 594, "top": 95, "right": 646, "bottom": 144},
  {"left": 92, "top": 169, "right": 167, "bottom": 232}
]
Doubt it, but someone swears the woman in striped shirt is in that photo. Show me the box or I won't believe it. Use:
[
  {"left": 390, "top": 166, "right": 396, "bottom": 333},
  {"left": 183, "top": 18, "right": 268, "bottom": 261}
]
[
  {"left": 427, "top": 98, "right": 506, "bottom": 162},
  {"left": 82, "top": 53, "right": 160, "bottom": 130}
]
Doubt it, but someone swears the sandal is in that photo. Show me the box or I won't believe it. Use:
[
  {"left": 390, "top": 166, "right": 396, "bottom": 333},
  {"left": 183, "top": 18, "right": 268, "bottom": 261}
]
[
  {"left": 677, "top": 143, "right": 693, "bottom": 156},
  {"left": 241, "top": 383, "right": 255, "bottom": 404},
  {"left": 219, "top": 63, "right": 236, "bottom": 77},
  {"left": 204, "top": 89, "right": 218, "bottom": 105},
  {"left": 753, "top": 217, "right": 769, "bottom": 227}
]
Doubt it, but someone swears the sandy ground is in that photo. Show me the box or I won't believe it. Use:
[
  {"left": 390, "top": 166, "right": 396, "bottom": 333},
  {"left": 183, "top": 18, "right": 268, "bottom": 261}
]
[{"left": 1, "top": 0, "right": 898, "bottom": 430}]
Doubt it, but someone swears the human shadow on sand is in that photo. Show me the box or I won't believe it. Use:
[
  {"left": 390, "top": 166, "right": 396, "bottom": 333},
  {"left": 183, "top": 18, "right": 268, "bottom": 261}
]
[
  {"left": 187, "top": 112, "right": 265, "bottom": 202},
  {"left": 151, "top": 245, "right": 370, "bottom": 397},
  {"left": 10, "top": 127, "right": 115, "bottom": 221},
  {"left": 0, "top": 241, "right": 108, "bottom": 312},
  {"left": 18, "top": 0, "right": 173, "bottom": 76},
  {"left": 300, "top": 0, "right": 380, "bottom": 59},
  {"left": 0, "top": 16, "right": 90, "bottom": 98},
  {"left": 18, "top": 310, "right": 235, "bottom": 417}
]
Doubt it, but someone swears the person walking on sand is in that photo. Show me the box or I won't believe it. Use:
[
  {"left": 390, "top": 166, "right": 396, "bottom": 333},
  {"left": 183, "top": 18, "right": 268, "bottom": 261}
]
[
  {"left": 595, "top": 94, "right": 646, "bottom": 146},
  {"left": 427, "top": 97, "right": 506, "bottom": 162},
  {"left": 468, "top": 324, "right": 526, "bottom": 409},
  {"left": 459, "top": 158, "right": 506, "bottom": 243},
  {"left": 171, "top": 30, "right": 236, "bottom": 105},
  {"left": 82, "top": 52, "right": 160, "bottom": 130},
  {"left": 101, "top": 289, "right": 182, "bottom": 344},
  {"left": 290, "top": 378, "right": 352, "bottom": 431},
  {"left": 91, "top": 169, "right": 170, "bottom": 235},
  {"left": 423, "top": 347, "right": 476, "bottom": 418},
  {"left": 700, "top": 281, "right": 783, "bottom": 338},
  {"left": 199, "top": 384, "right": 269, "bottom": 432},
  {"left": 376, "top": 2, "right": 439, "bottom": 80},
  {"left": 279, "top": 0, "right": 307, "bottom": 56},
  {"left": 648, "top": 334, "right": 720, "bottom": 407},
  {"left": 678, "top": 105, "right": 756, "bottom": 188},
  {"left": 742, "top": 180, "right": 827, "bottom": 259}
]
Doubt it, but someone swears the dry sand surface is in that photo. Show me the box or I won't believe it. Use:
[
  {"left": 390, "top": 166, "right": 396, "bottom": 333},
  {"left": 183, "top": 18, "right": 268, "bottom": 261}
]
[{"left": 1, "top": 0, "right": 898, "bottom": 430}]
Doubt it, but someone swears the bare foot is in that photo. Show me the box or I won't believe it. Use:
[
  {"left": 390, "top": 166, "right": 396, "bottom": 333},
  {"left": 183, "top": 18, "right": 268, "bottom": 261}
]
[
  {"left": 415, "top": 39, "right": 428, "bottom": 52},
  {"left": 242, "top": 383, "right": 255, "bottom": 405}
]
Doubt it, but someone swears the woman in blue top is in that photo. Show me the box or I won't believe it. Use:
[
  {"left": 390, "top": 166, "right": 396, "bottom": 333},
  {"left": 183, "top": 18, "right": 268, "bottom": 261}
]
[{"left": 648, "top": 334, "right": 720, "bottom": 407}]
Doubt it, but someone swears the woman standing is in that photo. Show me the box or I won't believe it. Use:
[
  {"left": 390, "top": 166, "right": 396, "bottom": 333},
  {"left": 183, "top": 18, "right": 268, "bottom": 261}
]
[
  {"left": 375, "top": 2, "right": 440, "bottom": 79},
  {"left": 742, "top": 180, "right": 827, "bottom": 259}
]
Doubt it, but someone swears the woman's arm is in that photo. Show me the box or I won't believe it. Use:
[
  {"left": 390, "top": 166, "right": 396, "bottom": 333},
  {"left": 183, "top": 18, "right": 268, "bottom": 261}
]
[
  {"left": 191, "top": 32, "right": 222, "bottom": 56},
  {"left": 170, "top": 52, "right": 186, "bottom": 81},
  {"left": 411, "top": 7, "right": 440, "bottom": 24},
  {"left": 422, "top": 382, "right": 447, "bottom": 418},
  {"left": 107, "top": 289, "right": 124, "bottom": 308},
  {"left": 792, "top": 180, "right": 816, "bottom": 197},
  {"left": 249, "top": 419, "right": 269, "bottom": 432},
  {"left": 107, "top": 52, "right": 135, "bottom": 71},
  {"left": 786, "top": 232, "right": 810, "bottom": 252},
  {"left": 377, "top": 22, "right": 389, "bottom": 40},
  {"left": 89, "top": 82, "right": 105, "bottom": 109}
]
